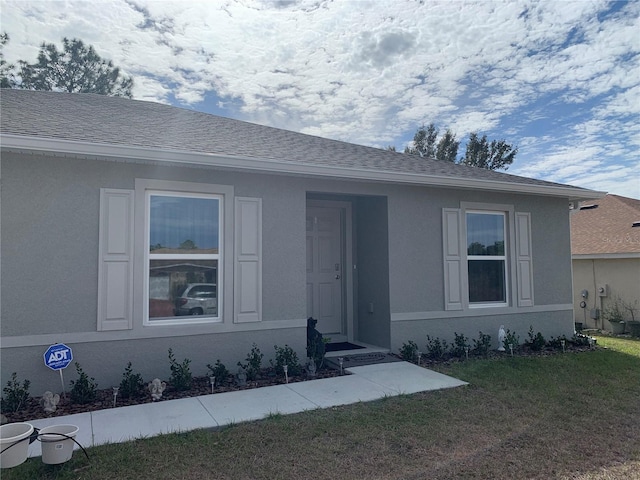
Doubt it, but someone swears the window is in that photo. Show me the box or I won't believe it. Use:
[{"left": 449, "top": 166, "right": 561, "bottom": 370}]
[
  {"left": 146, "top": 192, "right": 222, "bottom": 324},
  {"left": 466, "top": 211, "right": 507, "bottom": 306},
  {"left": 443, "top": 204, "right": 533, "bottom": 311}
]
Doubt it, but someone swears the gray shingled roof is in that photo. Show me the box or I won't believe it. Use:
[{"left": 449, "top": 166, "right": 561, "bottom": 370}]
[{"left": 0, "top": 89, "right": 597, "bottom": 196}]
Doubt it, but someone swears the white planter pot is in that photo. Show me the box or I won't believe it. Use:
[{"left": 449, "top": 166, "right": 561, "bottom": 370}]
[
  {"left": 39, "top": 424, "right": 79, "bottom": 465},
  {"left": 0, "top": 422, "right": 34, "bottom": 469}
]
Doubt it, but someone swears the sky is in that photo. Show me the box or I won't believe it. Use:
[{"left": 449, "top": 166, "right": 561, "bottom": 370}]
[{"left": 1, "top": 0, "right": 639, "bottom": 199}]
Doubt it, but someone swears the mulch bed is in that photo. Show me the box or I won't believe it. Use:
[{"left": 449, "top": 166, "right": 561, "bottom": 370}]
[
  {"left": 3, "top": 368, "right": 341, "bottom": 424},
  {"left": 3, "top": 338, "right": 599, "bottom": 424},
  {"left": 398, "top": 340, "right": 597, "bottom": 369}
]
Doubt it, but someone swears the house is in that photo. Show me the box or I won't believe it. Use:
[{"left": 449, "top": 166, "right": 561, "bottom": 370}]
[
  {"left": 570, "top": 194, "right": 640, "bottom": 331},
  {"left": 1, "top": 89, "right": 603, "bottom": 392}
]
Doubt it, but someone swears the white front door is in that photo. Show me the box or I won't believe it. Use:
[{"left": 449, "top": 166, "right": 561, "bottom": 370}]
[{"left": 306, "top": 204, "right": 344, "bottom": 336}]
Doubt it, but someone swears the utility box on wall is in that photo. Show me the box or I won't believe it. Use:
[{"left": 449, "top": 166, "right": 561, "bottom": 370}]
[
  {"left": 590, "top": 308, "right": 600, "bottom": 320},
  {"left": 597, "top": 284, "right": 609, "bottom": 297}
]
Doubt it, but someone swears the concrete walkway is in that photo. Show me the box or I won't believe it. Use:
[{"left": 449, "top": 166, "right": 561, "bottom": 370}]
[{"left": 26, "top": 361, "right": 467, "bottom": 458}]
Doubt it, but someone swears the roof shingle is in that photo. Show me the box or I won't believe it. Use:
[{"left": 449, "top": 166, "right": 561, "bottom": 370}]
[
  {"left": 571, "top": 194, "right": 640, "bottom": 255},
  {"left": 1, "top": 89, "right": 597, "bottom": 196}
]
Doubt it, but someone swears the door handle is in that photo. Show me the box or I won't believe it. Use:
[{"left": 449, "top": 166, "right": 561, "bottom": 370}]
[{"left": 335, "top": 274, "right": 341, "bottom": 280}]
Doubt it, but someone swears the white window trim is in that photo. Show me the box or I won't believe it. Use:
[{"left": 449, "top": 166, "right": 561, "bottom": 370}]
[
  {"left": 460, "top": 202, "right": 517, "bottom": 310},
  {"left": 144, "top": 190, "right": 223, "bottom": 326},
  {"left": 134, "top": 179, "right": 234, "bottom": 328},
  {"left": 466, "top": 210, "right": 509, "bottom": 309}
]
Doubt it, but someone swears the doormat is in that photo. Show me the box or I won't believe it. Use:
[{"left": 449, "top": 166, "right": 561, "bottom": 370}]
[
  {"left": 325, "top": 352, "right": 403, "bottom": 369},
  {"left": 325, "top": 342, "right": 366, "bottom": 352}
]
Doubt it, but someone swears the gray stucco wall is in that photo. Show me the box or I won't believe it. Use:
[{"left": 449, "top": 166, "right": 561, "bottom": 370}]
[
  {"left": 1, "top": 154, "right": 308, "bottom": 337},
  {"left": 355, "top": 196, "right": 390, "bottom": 348},
  {"left": 390, "top": 310, "right": 573, "bottom": 353},
  {"left": 1, "top": 153, "right": 313, "bottom": 392},
  {"left": 387, "top": 186, "right": 574, "bottom": 313},
  {"left": 2, "top": 152, "right": 576, "bottom": 392}
]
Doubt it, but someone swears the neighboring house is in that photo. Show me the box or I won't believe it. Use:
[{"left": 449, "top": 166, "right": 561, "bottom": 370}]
[
  {"left": 1, "top": 90, "right": 603, "bottom": 392},
  {"left": 570, "top": 194, "right": 640, "bottom": 330}
]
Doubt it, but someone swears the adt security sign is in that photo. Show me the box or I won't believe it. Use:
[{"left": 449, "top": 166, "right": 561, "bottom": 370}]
[{"left": 44, "top": 343, "right": 73, "bottom": 371}]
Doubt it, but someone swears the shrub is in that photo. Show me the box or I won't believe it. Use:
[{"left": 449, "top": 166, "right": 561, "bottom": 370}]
[
  {"left": 399, "top": 340, "right": 419, "bottom": 362},
  {"left": 70, "top": 362, "right": 98, "bottom": 405},
  {"left": 525, "top": 326, "right": 546, "bottom": 351},
  {"left": 271, "top": 344, "right": 302, "bottom": 376},
  {"left": 572, "top": 333, "right": 594, "bottom": 346},
  {"left": 473, "top": 331, "right": 492, "bottom": 356},
  {"left": 207, "top": 360, "right": 230, "bottom": 386},
  {"left": 1, "top": 372, "right": 30, "bottom": 413},
  {"left": 119, "top": 362, "right": 145, "bottom": 399},
  {"left": 238, "top": 343, "right": 263, "bottom": 381},
  {"left": 452, "top": 332, "right": 471, "bottom": 358},
  {"left": 547, "top": 335, "right": 567, "bottom": 349},
  {"left": 425, "top": 335, "right": 448, "bottom": 360},
  {"left": 168, "top": 348, "right": 192, "bottom": 391},
  {"left": 502, "top": 329, "right": 520, "bottom": 351}
]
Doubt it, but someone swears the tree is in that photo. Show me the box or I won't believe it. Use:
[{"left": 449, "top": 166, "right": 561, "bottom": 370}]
[
  {"left": 0, "top": 32, "right": 14, "bottom": 88},
  {"left": 405, "top": 123, "right": 460, "bottom": 162},
  {"left": 460, "top": 132, "right": 518, "bottom": 171},
  {"left": 179, "top": 239, "right": 197, "bottom": 250},
  {"left": 15, "top": 37, "right": 132, "bottom": 97},
  {"left": 405, "top": 123, "right": 438, "bottom": 158},
  {"left": 435, "top": 129, "right": 459, "bottom": 163},
  {"left": 403, "top": 124, "right": 517, "bottom": 171}
]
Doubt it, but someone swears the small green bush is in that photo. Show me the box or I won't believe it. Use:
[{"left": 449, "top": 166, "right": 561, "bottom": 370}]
[
  {"left": 547, "top": 335, "right": 567, "bottom": 349},
  {"left": 70, "top": 362, "right": 98, "bottom": 405},
  {"left": 207, "top": 360, "right": 230, "bottom": 386},
  {"left": 425, "top": 335, "right": 448, "bottom": 360},
  {"left": 1, "top": 372, "right": 30, "bottom": 413},
  {"left": 502, "top": 329, "right": 520, "bottom": 351},
  {"left": 399, "top": 340, "right": 419, "bottom": 362},
  {"left": 473, "top": 331, "right": 492, "bottom": 356},
  {"left": 271, "top": 344, "right": 302, "bottom": 376},
  {"left": 168, "top": 348, "right": 192, "bottom": 391},
  {"left": 238, "top": 343, "right": 263, "bottom": 381},
  {"left": 452, "top": 332, "right": 471, "bottom": 358},
  {"left": 119, "top": 362, "right": 145, "bottom": 399},
  {"left": 525, "top": 326, "right": 546, "bottom": 351},
  {"left": 571, "top": 333, "right": 593, "bottom": 346}
]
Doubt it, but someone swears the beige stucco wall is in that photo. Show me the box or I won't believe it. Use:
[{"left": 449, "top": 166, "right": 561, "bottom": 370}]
[{"left": 572, "top": 257, "right": 640, "bottom": 329}]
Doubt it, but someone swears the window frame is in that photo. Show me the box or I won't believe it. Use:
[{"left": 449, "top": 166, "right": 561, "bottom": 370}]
[
  {"left": 134, "top": 179, "right": 234, "bottom": 328},
  {"left": 465, "top": 210, "right": 508, "bottom": 308},
  {"left": 460, "top": 202, "right": 516, "bottom": 310},
  {"left": 144, "top": 190, "right": 223, "bottom": 326}
]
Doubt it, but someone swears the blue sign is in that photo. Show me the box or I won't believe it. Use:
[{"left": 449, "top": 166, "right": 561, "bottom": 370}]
[{"left": 43, "top": 343, "right": 73, "bottom": 371}]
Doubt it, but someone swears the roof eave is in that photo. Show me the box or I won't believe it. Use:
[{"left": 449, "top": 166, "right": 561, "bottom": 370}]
[{"left": 1, "top": 134, "right": 606, "bottom": 201}]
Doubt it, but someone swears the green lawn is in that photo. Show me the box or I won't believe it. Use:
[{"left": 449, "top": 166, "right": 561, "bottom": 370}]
[{"left": 4, "top": 336, "right": 640, "bottom": 479}]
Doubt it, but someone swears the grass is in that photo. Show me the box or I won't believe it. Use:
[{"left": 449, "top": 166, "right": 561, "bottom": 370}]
[{"left": 4, "top": 336, "right": 639, "bottom": 479}]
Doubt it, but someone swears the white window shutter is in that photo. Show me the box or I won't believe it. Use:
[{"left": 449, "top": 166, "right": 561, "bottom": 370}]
[
  {"left": 234, "top": 197, "right": 262, "bottom": 323},
  {"left": 97, "top": 189, "right": 134, "bottom": 331},
  {"left": 515, "top": 212, "right": 534, "bottom": 307},
  {"left": 443, "top": 208, "right": 463, "bottom": 310}
]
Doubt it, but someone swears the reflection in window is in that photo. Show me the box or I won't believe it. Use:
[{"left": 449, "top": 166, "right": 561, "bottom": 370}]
[
  {"left": 149, "top": 195, "right": 219, "bottom": 253},
  {"left": 147, "top": 193, "right": 221, "bottom": 321}
]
